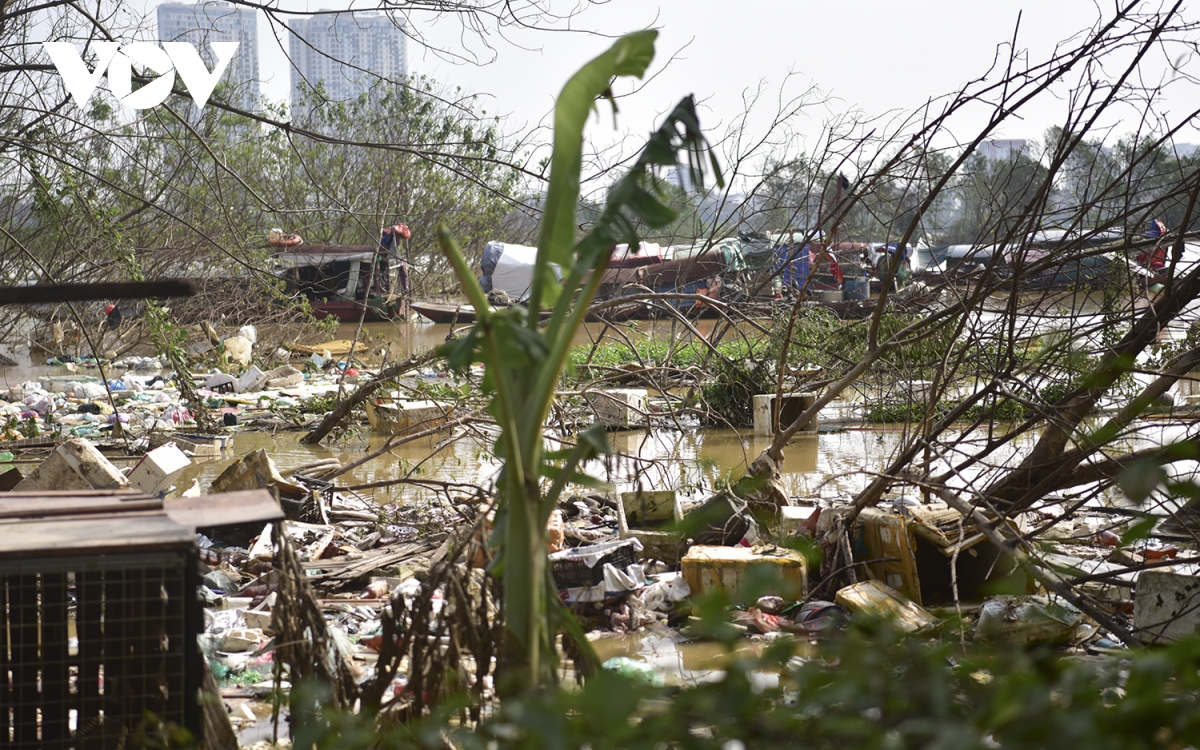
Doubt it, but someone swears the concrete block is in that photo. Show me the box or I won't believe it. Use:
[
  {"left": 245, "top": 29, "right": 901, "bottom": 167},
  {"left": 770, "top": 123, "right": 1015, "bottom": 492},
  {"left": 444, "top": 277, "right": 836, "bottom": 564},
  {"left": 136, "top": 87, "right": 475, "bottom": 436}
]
[
  {"left": 681, "top": 544, "right": 807, "bottom": 602},
  {"left": 14, "top": 438, "right": 128, "bottom": 492},
  {"left": 128, "top": 442, "right": 192, "bottom": 495},
  {"left": 753, "top": 392, "right": 817, "bottom": 436},
  {"left": 587, "top": 388, "right": 647, "bottom": 429},
  {"left": 618, "top": 489, "right": 677, "bottom": 526},
  {"left": 1134, "top": 570, "right": 1200, "bottom": 644}
]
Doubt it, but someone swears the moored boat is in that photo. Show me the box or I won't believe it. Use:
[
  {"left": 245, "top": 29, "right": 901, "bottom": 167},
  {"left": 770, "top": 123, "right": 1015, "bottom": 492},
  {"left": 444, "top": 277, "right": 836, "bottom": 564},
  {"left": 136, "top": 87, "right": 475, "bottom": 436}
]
[{"left": 275, "top": 244, "right": 409, "bottom": 321}]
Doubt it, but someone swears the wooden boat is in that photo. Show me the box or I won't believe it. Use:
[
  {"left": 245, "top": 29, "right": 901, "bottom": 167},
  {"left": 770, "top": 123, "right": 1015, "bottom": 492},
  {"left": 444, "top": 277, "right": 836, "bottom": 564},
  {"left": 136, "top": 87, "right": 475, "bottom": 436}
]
[
  {"left": 410, "top": 301, "right": 480, "bottom": 324},
  {"left": 410, "top": 301, "right": 557, "bottom": 324},
  {"left": 275, "top": 245, "right": 408, "bottom": 321}
]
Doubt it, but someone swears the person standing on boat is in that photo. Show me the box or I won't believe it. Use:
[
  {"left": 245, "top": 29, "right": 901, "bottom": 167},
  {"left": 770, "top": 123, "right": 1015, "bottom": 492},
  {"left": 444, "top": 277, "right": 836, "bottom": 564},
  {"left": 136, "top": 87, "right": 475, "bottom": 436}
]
[
  {"left": 1137, "top": 218, "right": 1169, "bottom": 270},
  {"left": 877, "top": 243, "right": 912, "bottom": 290}
]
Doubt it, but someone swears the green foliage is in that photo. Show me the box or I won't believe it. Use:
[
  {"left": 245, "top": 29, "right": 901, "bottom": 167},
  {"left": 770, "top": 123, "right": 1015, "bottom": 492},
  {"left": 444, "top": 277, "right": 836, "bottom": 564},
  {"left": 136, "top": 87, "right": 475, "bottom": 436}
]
[
  {"left": 435, "top": 31, "right": 721, "bottom": 693},
  {"left": 289, "top": 619, "right": 1200, "bottom": 749},
  {"left": 700, "top": 341, "right": 775, "bottom": 427}
]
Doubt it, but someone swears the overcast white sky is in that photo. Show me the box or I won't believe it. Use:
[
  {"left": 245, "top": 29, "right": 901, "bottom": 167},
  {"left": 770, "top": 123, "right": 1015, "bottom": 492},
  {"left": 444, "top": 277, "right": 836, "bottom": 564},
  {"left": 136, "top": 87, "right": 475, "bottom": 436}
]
[{"left": 125, "top": 1, "right": 1200, "bottom": 154}]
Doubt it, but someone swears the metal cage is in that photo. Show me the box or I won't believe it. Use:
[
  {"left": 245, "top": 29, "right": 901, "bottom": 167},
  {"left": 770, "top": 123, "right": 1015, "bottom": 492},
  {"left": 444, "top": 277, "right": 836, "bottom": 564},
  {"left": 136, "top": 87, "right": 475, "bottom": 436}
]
[{"left": 0, "top": 494, "right": 203, "bottom": 750}]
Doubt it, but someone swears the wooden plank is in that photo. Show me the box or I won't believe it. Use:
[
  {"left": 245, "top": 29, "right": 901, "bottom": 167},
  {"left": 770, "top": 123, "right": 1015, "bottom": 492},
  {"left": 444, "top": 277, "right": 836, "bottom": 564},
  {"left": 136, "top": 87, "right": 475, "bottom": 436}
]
[
  {"left": 163, "top": 490, "right": 284, "bottom": 529},
  {"left": 303, "top": 541, "right": 435, "bottom": 582},
  {"left": 0, "top": 279, "right": 198, "bottom": 305},
  {"left": 0, "top": 516, "right": 193, "bottom": 558},
  {"left": 0, "top": 494, "right": 161, "bottom": 520},
  {"left": 0, "top": 436, "right": 59, "bottom": 451},
  {"left": 0, "top": 489, "right": 146, "bottom": 499}
]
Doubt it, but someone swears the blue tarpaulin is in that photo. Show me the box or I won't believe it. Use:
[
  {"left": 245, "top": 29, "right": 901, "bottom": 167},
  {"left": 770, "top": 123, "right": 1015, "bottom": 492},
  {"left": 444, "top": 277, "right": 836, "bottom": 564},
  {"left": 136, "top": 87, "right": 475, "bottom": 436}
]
[{"left": 774, "top": 244, "right": 812, "bottom": 290}]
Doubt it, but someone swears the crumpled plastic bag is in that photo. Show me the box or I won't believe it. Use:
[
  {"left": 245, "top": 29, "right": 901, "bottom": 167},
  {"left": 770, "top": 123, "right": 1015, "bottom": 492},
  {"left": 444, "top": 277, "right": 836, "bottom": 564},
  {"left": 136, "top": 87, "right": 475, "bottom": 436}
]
[{"left": 640, "top": 573, "right": 691, "bottom": 612}]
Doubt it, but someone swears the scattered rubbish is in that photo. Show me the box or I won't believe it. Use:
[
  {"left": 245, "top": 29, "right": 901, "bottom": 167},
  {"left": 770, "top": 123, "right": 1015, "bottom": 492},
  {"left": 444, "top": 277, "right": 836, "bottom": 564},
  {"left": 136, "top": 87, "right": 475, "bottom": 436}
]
[
  {"left": 793, "top": 600, "right": 849, "bottom": 636},
  {"left": 602, "top": 656, "right": 664, "bottom": 686},
  {"left": 640, "top": 572, "right": 691, "bottom": 612},
  {"left": 547, "top": 509, "right": 566, "bottom": 553},
  {"left": 223, "top": 335, "right": 253, "bottom": 367},
  {"left": 551, "top": 538, "right": 645, "bottom": 603}
]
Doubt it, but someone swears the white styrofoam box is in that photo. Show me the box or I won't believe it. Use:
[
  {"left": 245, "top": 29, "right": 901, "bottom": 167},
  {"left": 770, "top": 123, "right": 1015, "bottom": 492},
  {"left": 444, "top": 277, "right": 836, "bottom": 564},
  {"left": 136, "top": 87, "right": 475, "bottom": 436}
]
[
  {"left": 128, "top": 442, "right": 192, "bottom": 495},
  {"left": 14, "top": 438, "right": 128, "bottom": 492},
  {"left": 752, "top": 392, "right": 817, "bottom": 436},
  {"left": 236, "top": 365, "right": 267, "bottom": 393},
  {"left": 586, "top": 388, "right": 647, "bottom": 429},
  {"left": 1134, "top": 569, "right": 1200, "bottom": 644}
]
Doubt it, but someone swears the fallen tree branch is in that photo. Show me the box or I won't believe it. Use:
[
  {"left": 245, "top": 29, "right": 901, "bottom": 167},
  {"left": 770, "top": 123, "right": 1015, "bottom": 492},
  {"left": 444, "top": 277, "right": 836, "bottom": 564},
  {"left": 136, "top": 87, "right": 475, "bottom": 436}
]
[{"left": 325, "top": 415, "right": 481, "bottom": 480}]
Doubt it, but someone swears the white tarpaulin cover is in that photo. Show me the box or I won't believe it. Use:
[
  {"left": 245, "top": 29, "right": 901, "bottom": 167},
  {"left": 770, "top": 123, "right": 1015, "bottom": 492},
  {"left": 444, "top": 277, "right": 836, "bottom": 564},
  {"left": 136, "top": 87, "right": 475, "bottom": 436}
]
[{"left": 491, "top": 243, "right": 540, "bottom": 301}]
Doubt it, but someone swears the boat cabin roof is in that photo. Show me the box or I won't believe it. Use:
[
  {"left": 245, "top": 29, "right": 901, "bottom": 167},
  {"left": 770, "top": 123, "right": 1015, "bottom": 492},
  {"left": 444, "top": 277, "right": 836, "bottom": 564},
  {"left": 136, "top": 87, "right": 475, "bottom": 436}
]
[{"left": 275, "top": 246, "right": 387, "bottom": 266}]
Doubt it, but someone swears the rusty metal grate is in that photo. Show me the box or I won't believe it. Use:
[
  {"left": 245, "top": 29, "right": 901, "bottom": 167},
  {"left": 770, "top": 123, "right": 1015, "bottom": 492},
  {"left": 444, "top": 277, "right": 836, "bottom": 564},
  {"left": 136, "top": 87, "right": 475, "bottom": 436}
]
[{"left": 0, "top": 551, "right": 201, "bottom": 749}]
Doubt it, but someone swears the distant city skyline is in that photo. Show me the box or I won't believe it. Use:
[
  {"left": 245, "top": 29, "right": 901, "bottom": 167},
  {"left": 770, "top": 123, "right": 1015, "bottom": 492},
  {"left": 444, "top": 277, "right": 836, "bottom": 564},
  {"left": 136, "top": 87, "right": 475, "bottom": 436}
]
[
  {"left": 288, "top": 12, "right": 406, "bottom": 113},
  {"left": 141, "top": 0, "right": 1199, "bottom": 151},
  {"left": 156, "top": 1, "right": 259, "bottom": 110}
]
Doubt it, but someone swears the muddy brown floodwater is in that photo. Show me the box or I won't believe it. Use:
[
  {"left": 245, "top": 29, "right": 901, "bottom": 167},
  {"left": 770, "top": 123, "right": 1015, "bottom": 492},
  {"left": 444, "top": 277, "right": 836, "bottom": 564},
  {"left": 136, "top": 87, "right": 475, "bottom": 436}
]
[
  {"left": 2, "top": 317, "right": 1062, "bottom": 507},
  {"left": 156, "top": 426, "right": 927, "bottom": 509}
]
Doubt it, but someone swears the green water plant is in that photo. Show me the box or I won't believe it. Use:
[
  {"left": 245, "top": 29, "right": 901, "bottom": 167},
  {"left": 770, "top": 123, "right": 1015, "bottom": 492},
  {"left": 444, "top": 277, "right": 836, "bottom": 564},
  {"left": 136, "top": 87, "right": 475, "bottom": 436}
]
[{"left": 435, "top": 30, "right": 721, "bottom": 692}]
